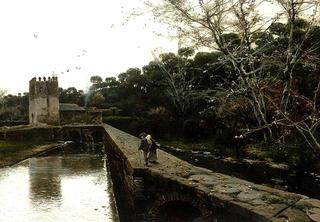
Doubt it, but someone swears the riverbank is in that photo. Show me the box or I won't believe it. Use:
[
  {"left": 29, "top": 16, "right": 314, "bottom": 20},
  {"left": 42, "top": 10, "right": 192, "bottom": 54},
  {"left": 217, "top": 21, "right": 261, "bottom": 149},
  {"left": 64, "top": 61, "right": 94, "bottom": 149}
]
[
  {"left": 159, "top": 140, "right": 320, "bottom": 199},
  {"left": 159, "top": 139, "right": 320, "bottom": 171},
  {"left": 0, "top": 140, "right": 61, "bottom": 168}
]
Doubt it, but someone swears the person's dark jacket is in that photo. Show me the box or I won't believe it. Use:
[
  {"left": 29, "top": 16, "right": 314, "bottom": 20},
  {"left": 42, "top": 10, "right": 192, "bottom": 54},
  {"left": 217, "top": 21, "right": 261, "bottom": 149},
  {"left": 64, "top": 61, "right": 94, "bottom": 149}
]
[
  {"left": 139, "top": 138, "right": 149, "bottom": 151},
  {"left": 150, "top": 140, "right": 158, "bottom": 151}
]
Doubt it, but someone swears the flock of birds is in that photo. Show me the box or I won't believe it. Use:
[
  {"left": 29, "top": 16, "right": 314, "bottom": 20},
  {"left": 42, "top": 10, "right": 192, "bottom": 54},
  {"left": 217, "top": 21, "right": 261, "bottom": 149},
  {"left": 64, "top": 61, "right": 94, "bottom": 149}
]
[
  {"left": 33, "top": 32, "right": 87, "bottom": 75},
  {"left": 30, "top": 4, "right": 154, "bottom": 77}
]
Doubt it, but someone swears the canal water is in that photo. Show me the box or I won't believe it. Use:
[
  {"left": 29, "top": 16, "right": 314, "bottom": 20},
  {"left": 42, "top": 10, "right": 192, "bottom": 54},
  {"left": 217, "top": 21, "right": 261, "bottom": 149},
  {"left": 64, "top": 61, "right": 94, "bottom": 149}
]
[{"left": 0, "top": 155, "right": 119, "bottom": 222}]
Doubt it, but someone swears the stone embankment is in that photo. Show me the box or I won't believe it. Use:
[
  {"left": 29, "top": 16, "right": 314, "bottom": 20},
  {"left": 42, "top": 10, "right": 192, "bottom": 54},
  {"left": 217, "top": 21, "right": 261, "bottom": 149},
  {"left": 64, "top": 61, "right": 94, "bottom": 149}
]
[{"left": 103, "top": 124, "right": 320, "bottom": 222}]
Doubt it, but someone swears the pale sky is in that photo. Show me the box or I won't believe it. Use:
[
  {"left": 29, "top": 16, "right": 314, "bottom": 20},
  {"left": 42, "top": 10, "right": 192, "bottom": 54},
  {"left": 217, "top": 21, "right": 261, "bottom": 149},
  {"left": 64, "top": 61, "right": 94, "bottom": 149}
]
[
  {"left": 0, "top": 0, "right": 177, "bottom": 95},
  {"left": 0, "top": 0, "right": 282, "bottom": 95}
]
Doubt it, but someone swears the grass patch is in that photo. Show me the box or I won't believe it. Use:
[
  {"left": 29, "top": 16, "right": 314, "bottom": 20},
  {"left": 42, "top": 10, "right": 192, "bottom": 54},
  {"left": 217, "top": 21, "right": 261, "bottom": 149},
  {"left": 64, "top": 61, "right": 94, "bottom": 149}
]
[
  {"left": 0, "top": 141, "right": 46, "bottom": 155},
  {"left": 243, "top": 142, "right": 295, "bottom": 163},
  {"left": 0, "top": 140, "right": 52, "bottom": 167},
  {"left": 157, "top": 135, "right": 318, "bottom": 170},
  {"left": 158, "top": 138, "right": 244, "bottom": 157},
  {"left": 158, "top": 139, "right": 216, "bottom": 151},
  {"left": 243, "top": 143, "right": 272, "bottom": 161},
  {"left": 243, "top": 142, "right": 317, "bottom": 169},
  {"left": 159, "top": 138, "right": 317, "bottom": 169}
]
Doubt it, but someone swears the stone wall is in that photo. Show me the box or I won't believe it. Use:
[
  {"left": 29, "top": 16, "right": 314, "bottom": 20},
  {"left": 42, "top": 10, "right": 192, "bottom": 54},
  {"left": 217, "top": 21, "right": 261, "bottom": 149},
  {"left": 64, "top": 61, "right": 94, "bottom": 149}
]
[
  {"left": 104, "top": 130, "right": 136, "bottom": 221},
  {"left": 60, "top": 111, "right": 87, "bottom": 125}
]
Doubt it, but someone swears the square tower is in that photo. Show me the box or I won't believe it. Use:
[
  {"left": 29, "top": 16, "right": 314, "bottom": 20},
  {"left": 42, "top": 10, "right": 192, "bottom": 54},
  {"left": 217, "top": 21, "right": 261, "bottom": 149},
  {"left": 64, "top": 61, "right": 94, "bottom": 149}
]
[{"left": 29, "top": 76, "right": 60, "bottom": 125}]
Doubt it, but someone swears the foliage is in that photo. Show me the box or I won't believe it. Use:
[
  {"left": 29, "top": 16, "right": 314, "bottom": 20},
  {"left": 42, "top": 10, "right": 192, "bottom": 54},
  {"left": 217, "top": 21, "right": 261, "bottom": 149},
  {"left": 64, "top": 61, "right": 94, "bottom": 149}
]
[
  {"left": 182, "top": 119, "right": 199, "bottom": 139},
  {"left": 159, "top": 138, "right": 217, "bottom": 151},
  {"left": 103, "top": 115, "right": 181, "bottom": 138},
  {"left": 0, "top": 141, "right": 43, "bottom": 155},
  {"left": 59, "top": 87, "right": 85, "bottom": 106},
  {"left": 86, "top": 50, "right": 221, "bottom": 117},
  {"left": 147, "top": 106, "right": 173, "bottom": 122},
  {"left": 90, "top": 75, "right": 103, "bottom": 84},
  {"left": 0, "top": 140, "right": 51, "bottom": 167},
  {"left": 103, "top": 116, "right": 151, "bottom": 136},
  {"left": 141, "top": 0, "right": 320, "bottom": 159},
  {"left": 244, "top": 142, "right": 317, "bottom": 169},
  {"left": 0, "top": 93, "right": 29, "bottom": 121},
  {"left": 87, "top": 92, "right": 105, "bottom": 107},
  {"left": 2, "top": 0, "right": 320, "bottom": 164}
]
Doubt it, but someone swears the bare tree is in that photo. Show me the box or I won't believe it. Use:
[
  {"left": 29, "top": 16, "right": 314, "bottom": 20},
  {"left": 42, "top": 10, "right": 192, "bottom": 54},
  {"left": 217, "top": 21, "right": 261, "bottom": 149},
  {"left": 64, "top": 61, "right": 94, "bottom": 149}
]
[
  {"left": 145, "top": 0, "right": 276, "bottom": 139},
  {"left": 278, "top": 0, "right": 320, "bottom": 112},
  {"left": 242, "top": 80, "right": 320, "bottom": 159},
  {"left": 144, "top": 0, "right": 320, "bottom": 156}
]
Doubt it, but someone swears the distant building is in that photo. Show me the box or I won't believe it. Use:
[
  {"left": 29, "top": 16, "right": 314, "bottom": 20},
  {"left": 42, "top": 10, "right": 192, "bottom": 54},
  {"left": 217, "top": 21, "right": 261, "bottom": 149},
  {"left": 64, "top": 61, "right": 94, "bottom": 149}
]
[
  {"left": 29, "top": 77, "right": 102, "bottom": 125},
  {"left": 59, "top": 103, "right": 102, "bottom": 125}
]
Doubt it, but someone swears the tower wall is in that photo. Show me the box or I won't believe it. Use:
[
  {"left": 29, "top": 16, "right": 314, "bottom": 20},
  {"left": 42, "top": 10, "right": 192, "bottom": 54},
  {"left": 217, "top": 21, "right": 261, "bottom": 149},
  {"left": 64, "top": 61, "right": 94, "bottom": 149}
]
[{"left": 29, "top": 77, "right": 60, "bottom": 125}]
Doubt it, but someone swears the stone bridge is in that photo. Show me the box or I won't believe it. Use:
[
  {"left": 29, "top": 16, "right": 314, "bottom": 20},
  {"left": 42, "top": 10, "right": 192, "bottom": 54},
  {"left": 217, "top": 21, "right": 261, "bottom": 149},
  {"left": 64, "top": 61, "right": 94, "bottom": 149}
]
[
  {"left": 103, "top": 124, "right": 320, "bottom": 222},
  {"left": 1, "top": 124, "right": 320, "bottom": 221}
]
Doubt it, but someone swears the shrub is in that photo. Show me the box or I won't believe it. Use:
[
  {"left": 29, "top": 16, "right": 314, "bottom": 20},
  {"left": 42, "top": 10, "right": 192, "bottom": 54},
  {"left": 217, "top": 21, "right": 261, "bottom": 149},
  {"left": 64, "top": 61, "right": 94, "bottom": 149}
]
[
  {"left": 244, "top": 142, "right": 318, "bottom": 170},
  {"left": 103, "top": 116, "right": 138, "bottom": 129},
  {"left": 103, "top": 116, "right": 159, "bottom": 137},
  {"left": 103, "top": 115, "right": 181, "bottom": 139},
  {"left": 183, "top": 119, "right": 200, "bottom": 140},
  {"left": 214, "top": 125, "right": 239, "bottom": 146}
]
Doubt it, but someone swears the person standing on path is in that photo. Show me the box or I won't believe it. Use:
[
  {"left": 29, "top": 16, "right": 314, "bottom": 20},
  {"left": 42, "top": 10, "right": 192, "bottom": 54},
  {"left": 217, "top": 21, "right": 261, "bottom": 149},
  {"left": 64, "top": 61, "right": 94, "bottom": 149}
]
[
  {"left": 138, "top": 132, "right": 150, "bottom": 166},
  {"left": 147, "top": 135, "right": 158, "bottom": 163}
]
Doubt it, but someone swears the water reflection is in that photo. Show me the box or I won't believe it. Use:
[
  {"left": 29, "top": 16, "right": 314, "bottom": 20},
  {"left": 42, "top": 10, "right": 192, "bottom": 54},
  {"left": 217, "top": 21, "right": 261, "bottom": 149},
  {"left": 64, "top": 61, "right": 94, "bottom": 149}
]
[
  {"left": 0, "top": 155, "right": 119, "bottom": 222},
  {"left": 29, "top": 157, "right": 63, "bottom": 204}
]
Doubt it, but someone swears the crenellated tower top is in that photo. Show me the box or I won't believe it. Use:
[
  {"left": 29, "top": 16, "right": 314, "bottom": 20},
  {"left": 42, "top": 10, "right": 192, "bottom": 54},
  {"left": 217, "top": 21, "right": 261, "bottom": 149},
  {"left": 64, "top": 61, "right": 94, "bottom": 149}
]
[{"left": 29, "top": 76, "right": 59, "bottom": 99}]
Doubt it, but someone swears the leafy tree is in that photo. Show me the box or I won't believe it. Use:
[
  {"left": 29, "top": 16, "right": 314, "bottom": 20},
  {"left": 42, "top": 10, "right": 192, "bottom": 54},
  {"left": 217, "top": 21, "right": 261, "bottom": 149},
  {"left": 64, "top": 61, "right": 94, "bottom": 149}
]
[
  {"left": 59, "top": 87, "right": 85, "bottom": 106},
  {"left": 150, "top": 51, "right": 213, "bottom": 117},
  {"left": 90, "top": 75, "right": 103, "bottom": 84},
  {"left": 0, "top": 92, "right": 29, "bottom": 121},
  {"left": 88, "top": 92, "right": 105, "bottom": 108},
  {"left": 105, "top": 77, "right": 119, "bottom": 88}
]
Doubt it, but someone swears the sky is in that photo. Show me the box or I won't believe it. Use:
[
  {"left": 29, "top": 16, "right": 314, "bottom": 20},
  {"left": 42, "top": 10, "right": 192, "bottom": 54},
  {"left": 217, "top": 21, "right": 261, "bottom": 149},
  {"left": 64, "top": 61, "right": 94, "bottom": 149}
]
[
  {"left": 0, "top": 0, "right": 282, "bottom": 95},
  {"left": 0, "top": 0, "right": 177, "bottom": 94}
]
